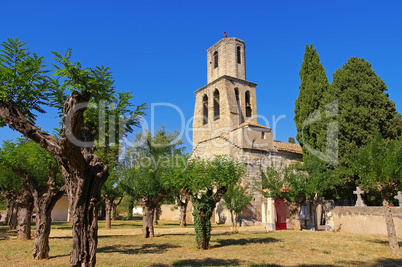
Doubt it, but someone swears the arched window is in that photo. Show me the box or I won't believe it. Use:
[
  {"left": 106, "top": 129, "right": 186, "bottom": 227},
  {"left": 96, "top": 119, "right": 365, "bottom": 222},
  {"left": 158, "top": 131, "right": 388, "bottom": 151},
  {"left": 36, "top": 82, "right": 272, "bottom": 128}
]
[
  {"left": 213, "top": 89, "right": 220, "bottom": 120},
  {"left": 245, "top": 91, "right": 252, "bottom": 117},
  {"left": 235, "top": 88, "right": 243, "bottom": 124},
  {"left": 213, "top": 51, "right": 218, "bottom": 68},
  {"left": 237, "top": 46, "right": 241, "bottom": 64},
  {"left": 202, "top": 95, "right": 208, "bottom": 125}
]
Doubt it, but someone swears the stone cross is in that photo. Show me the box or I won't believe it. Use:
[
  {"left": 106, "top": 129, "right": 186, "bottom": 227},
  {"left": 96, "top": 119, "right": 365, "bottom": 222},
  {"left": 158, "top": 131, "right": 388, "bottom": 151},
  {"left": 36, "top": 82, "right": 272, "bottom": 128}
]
[
  {"left": 353, "top": 187, "right": 366, "bottom": 207},
  {"left": 395, "top": 191, "right": 402, "bottom": 207}
]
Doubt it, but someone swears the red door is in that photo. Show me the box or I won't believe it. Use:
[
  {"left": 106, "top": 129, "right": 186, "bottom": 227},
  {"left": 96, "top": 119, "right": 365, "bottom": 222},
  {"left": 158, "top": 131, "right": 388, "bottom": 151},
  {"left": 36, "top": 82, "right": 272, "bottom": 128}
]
[{"left": 274, "top": 199, "right": 287, "bottom": 230}]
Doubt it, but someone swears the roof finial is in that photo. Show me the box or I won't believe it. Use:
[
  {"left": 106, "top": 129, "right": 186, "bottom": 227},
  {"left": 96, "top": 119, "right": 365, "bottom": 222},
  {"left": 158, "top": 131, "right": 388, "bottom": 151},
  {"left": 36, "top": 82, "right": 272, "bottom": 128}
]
[{"left": 223, "top": 32, "right": 227, "bottom": 38}]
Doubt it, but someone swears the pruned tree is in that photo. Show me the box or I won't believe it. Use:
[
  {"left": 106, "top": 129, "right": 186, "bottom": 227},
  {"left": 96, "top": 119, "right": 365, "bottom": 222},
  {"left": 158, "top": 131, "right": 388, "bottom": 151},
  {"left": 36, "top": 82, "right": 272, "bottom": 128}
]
[
  {"left": 0, "top": 138, "right": 65, "bottom": 259},
  {"left": 0, "top": 152, "right": 31, "bottom": 237},
  {"left": 0, "top": 38, "right": 145, "bottom": 266},
  {"left": 177, "top": 194, "right": 189, "bottom": 228},
  {"left": 121, "top": 127, "right": 184, "bottom": 238},
  {"left": 102, "top": 166, "right": 124, "bottom": 229},
  {"left": 221, "top": 183, "right": 252, "bottom": 233},
  {"left": 180, "top": 156, "right": 245, "bottom": 249},
  {"left": 354, "top": 133, "right": 402, "bottom": 255}
]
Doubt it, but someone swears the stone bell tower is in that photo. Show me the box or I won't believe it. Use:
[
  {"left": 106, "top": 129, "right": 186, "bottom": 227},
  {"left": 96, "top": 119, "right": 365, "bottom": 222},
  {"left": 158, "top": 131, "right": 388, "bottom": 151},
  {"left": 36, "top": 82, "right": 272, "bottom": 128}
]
[
  {"left": 191, "top": 34, "right": 303, "bottom": 226},
  {"left": 192, "top": 34, "right": 273, "bottom": 158},
  {"left": 207, "top": 33, "right": 246, "bottom": 83}
]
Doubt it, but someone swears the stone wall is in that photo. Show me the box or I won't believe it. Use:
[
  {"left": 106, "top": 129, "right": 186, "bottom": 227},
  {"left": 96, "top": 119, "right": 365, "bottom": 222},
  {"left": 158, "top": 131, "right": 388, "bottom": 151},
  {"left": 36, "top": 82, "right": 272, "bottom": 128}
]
[
  {"left": 330, "top": 206, "right": 402, "bottom": 237},
  {"left": 159, "top": 204, "right": 193, "bottom": 223},
  {"left": 207, "top": 37, "right": 246, "bottom": 83}
]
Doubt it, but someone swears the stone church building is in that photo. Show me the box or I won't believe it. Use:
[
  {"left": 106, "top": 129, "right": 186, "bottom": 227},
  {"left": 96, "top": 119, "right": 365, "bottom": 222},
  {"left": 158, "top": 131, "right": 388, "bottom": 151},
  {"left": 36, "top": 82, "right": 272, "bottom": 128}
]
[{"left": 191, "top": 35, "right": 303, "bottom": 228}]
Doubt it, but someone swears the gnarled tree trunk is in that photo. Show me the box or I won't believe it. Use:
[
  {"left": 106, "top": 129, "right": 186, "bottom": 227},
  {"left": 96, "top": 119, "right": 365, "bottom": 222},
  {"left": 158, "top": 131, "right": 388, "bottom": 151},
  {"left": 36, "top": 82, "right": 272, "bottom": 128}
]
[
  {"left": 1, "top": 85, "right": 111, "bottom": 267},
  {"left": 59, "top": 92, "right": 109, "bottom": 267},
  {"left": 229, "top": 210, "right": 238, "bottom": 233},
  {"left": 103, "top": 195, "right": 113, "bottom": 229},
  {"left": 111, "top": 196, "right": 123, "bottom": 220},
  {"left": 179, "top": 198, "right": 188, "bottom": 228},
  {"left": 139, "top": 193, "right": 168, "bottom": 238},
  {"left": 142, "top": 205, "right": 155, "bottom": 238},
  {"left": 63, "top": 161, "right": 107, "bottom": 267},
  {"left": 12, "top": 166, "right": 65, "bottom": 260},
  {"left": 31, "top": 186, "right": 64, "bottom": 260},
  {"left": 3, "top": 193, "right": 18, "bottom": 229},
  {"left": 379, "top": 185, "right": 400, "bottom": 256},
  {"left": 15, "top": 188, "right": 33, "bottom": 240},
  {"left": 127, "top": 197, "right": 134, "bottom": 220}
]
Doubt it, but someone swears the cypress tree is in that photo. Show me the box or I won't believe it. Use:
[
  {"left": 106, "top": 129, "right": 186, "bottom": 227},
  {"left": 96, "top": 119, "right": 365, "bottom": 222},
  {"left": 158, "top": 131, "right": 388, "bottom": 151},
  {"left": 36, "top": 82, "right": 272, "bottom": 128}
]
[
  {"left": 294, "top": 44, "right": 330, "bottom": 159},
  {"left": 327, "top": 57, "right": 402, "bottom": 202}
]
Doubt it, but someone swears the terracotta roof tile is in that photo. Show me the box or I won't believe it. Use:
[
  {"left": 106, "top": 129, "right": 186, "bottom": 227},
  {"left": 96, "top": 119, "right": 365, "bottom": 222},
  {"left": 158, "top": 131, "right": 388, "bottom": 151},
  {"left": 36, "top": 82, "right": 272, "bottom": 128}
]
[
  {"left": 275, "top": 141, "right": 303, "bottom": 155},
  {"left": 239, "top": 121, "right": 271, "bottom": 130}
]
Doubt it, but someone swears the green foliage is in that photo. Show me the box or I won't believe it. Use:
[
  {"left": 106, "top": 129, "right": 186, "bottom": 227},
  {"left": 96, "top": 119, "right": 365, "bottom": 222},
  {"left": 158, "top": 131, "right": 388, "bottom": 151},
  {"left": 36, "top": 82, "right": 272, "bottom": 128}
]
[
  {"left": 181, "top": 156, "right": 245, "bottom": 195},
  {"left": 354, "top": 133, "right": 402, "bottom": 195},
  {"left": 0, "top": 138, "right": 62, "bottom": 192},
  {"left": 288, "top": 137, "right": 296, "bottom": 144},
  {"left": 222, "top": 184, "right": 252, "bottom": 215},
  {"left": 295, "top": 45, "right": 402, "bottom": 202},
  {"left": 261, "top": 160, "right": 335, "bottom": 203},
  {"left": 294, "top": 44, "right": 329, "bottom": 154},
  {"left": 330, "top": 57, "right": 402, "bottom": 166},
  {"left": 102, "top": 165, "right": 124, "bottom": 199},
  {"left": 262, "top": 161, "right": 306, "bottom": 202},
  {"left": 121, "top": 127, "right": 185, "bottom": 200},
  {"left": 192, "top": 196, "right": 213, "bottom": 249},
  {"left": 0, "top": 38, "right": 49, "bottom": 123},
  {"left": 328, "top": 57, "right": 402, "bottom": 200},
  {"left": 50, "top": 50, "right": 147, "bottom": 145},
  {"left": 51, "top": 51, "right": 114, "bottom": 103},
  {"left": 0, "top": 195, "right": 6, "bottom": 210},
  {"left": 181, "top": 156, "right": 245, "bottom": 249}
]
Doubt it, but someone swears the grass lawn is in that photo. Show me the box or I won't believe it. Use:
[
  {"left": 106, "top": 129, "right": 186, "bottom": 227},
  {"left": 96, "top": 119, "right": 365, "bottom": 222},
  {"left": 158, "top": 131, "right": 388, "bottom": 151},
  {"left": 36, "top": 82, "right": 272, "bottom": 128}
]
[{"left": 0, "top": 219, "right": 401, "bottom": 266}]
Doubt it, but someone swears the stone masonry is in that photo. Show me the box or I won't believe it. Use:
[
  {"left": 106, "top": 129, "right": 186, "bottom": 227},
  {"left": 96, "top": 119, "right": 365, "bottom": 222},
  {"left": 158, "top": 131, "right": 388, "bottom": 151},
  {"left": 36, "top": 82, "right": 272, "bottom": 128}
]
[{"left": 191, "top": 35, "right": 302, "bottom": 223}]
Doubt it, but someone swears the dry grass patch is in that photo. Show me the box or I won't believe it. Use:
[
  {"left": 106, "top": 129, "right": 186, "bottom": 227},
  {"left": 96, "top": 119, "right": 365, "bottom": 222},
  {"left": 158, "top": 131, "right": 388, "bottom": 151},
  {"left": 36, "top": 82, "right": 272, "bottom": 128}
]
[{"left": 0, "top": 220, "right": 401, "bottom": 266}]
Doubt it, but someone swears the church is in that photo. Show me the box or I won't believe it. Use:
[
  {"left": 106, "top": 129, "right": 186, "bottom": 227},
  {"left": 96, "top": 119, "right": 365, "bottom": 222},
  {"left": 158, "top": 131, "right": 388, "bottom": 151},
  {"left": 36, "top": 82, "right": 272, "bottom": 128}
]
[{"left": 191, "top": 34, "right": 303, "bottom": 227}]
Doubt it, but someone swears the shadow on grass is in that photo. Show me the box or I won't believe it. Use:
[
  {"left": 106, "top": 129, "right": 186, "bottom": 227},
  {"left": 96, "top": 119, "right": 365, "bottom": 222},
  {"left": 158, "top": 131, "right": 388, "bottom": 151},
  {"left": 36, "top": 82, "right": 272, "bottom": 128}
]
[
  {"left": 249, "top": 264, "right": 282, "bottom": 267},
  {"left": 150, "top": 258, "right": 244, "bottom": 266},
  {"left": 375, "top": 258, "right": 402, "bottom": 267},
  {"left": 48, "top": 253, "right": 70, "bottom": 259},
  {"left": 98, "top": 243, "right": 180, "bottom": 255},
  {"left": 370, "top": 239, "right": 402, "bottom": 247},
  {"left": 0, "top": 226, "right": 13, "bottom": 240},
  {"left": 213, "top": 237, "right": 280, "bottom": 248}
]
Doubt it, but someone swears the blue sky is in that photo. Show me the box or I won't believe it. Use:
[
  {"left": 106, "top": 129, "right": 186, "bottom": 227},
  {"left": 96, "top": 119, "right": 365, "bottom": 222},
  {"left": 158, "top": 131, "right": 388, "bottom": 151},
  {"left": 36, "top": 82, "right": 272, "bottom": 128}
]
[{"left": 1, "top": 0, "right": 402, "bottom": 153}]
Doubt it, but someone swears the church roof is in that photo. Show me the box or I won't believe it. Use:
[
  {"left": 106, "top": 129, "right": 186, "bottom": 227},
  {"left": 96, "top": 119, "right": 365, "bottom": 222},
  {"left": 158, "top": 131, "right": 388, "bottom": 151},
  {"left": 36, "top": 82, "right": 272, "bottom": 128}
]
[
  {"left": 238, "top": 121, "right": 271, "bottom": 130},
  {"left": 274, "top": 141, "right": 303, "bottom": 155}
]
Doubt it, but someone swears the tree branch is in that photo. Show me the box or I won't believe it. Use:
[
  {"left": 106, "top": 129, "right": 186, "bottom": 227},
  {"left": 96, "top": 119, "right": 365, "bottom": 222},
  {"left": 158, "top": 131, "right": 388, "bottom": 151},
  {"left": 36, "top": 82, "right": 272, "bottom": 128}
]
[
  {"left": 213, "top": 186, "right": 228, "bottom": 204},
  {"left": 0, "top": 100, "right": 61, "bottom": 159}
]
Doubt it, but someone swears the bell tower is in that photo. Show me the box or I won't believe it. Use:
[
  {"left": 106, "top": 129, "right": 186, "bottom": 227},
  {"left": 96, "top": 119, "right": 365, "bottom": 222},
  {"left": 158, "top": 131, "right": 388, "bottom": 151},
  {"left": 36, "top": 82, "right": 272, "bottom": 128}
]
[
  {"left": 192, "top": 34, "right": 270, "bottom": 157},
  {"left": 207, "top": 34, "right": 246, "bottom": 83}
]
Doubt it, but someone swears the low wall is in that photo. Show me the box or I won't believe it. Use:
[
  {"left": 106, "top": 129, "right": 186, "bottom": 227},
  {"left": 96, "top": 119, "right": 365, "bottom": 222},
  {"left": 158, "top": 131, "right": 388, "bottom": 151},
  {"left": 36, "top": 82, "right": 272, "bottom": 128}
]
[
  {"left": 159, "top": 204, "right": 193, "bottom": 222},
  {"left": 331, "top": 206, "right": 402, "bottom": 237}
]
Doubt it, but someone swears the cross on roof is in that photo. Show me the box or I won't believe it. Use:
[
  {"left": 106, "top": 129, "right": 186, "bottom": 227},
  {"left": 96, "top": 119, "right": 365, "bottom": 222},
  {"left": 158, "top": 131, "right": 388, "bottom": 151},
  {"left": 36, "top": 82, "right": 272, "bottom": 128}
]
[{"left": 395, "top": 191, "right": 402, "bottom": 207}]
